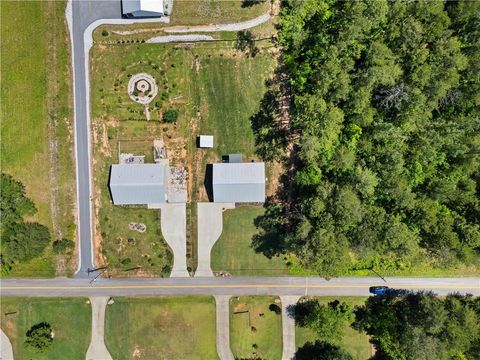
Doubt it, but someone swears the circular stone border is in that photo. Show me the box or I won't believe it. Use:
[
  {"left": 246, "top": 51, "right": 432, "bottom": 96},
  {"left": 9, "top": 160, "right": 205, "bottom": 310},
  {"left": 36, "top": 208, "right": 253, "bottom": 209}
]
[{"left": 127, "top": 72, "right": 158, "bottom": 105}]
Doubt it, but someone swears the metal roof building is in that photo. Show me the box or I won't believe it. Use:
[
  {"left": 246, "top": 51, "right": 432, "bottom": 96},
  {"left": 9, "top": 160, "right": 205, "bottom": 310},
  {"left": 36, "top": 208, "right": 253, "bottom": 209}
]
[
  {"left": 122, "top": 0, "right": 164, "bottom": 17},
  {"left": 109, "top": 164, "right": 167, "bottom": 205},
  {"left": 212, "top": 162, "right": 265, "bottom": 203},
  {"left": 199, "top": 135, "right": 214, "bottom": 148}
]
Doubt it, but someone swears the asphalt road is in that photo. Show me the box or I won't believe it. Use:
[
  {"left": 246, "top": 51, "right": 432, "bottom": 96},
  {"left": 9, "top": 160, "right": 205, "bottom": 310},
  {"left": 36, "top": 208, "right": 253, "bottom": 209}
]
[
  {"left": 2, "top": 277, "right": 478, "bottom": 297},
  {"left": 70, "top": 1, "right": 121, "bottom": 276}
]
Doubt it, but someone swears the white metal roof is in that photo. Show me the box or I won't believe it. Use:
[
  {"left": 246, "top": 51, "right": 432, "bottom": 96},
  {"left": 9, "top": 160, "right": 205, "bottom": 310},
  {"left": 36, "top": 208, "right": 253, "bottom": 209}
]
[
  {"left": 212, "top": 162, "right": 265, "bottom": 203},
  {"left": 122, "top": 0, "right": 164, "bottom": 15},
  {"left": 109, "top": 164, "right": 167, "bottom": 205},
  {"left": 199, "top": 135, "right": 214, "bottom": 148}
]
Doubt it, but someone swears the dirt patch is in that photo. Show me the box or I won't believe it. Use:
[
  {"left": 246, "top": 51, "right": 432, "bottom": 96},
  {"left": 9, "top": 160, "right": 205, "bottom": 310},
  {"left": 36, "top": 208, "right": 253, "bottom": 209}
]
[
  {"left": 132, "top": 345, "right": 142, "bottom": 358},
  {"left": 233, "top": 303, "right": 249, "bottom": 313}
]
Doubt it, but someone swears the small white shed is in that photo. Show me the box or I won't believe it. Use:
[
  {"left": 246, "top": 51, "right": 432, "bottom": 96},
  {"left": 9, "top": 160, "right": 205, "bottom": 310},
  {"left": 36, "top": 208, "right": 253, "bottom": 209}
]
[{"left": 199, "top": 135, "right": 214, "bottom": 148}]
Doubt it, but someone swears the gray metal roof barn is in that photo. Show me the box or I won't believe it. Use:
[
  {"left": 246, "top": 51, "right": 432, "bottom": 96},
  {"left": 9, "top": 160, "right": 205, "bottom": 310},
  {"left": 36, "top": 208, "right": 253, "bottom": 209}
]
[
  {"left": 109, "top": 164, "right": 167, "bottom": 205},
  {"left": 212, "top": 162, "right": 265, "bottom": 203}
]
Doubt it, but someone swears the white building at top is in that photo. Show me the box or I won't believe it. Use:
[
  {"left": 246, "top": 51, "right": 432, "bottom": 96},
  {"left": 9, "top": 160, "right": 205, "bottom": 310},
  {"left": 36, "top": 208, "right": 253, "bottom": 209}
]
[{"left": 122, "top": 0, "right": 164, "bottom": 18}]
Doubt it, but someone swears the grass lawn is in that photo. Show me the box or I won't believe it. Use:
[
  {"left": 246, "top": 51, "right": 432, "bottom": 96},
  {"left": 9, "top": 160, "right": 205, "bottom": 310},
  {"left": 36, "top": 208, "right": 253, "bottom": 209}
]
[
  {"left": 296, "top": 297, "right": 372, "bottom": 360},
  {"left": 91, "top": 40, "right": 273, "bottom": 273},
  {"left": 212, "top": 205, "right": 288, "bottom": 276},
  {"left": 211, "top": 206, "right": 290, "bottom": 275},
  {"left": 1, "top": 1, "right": 75, "bottom": 277},
  {"left": 170, "top": 0, "right": 271, "bottom": 25},
  {"left": 105, "top": 297, "right": 217, "bottom": 359},
  {"left": 0, "top": 298, "right": 91, "bottom": 360},
  {"left": 230, "top": 296, "right": 283, "bottom": 360}
]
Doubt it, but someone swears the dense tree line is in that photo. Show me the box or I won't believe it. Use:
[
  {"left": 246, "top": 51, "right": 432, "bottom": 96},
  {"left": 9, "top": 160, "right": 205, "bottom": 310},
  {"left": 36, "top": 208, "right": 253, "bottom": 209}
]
[
  {"left": 294, "top": 292, "right": 480, "bottom": 360},
  {"left": 253, "top": 0, "right": 480, "bottom": 277},
  {"left": 1, "top": 173, "right": 50, "bottom": 272},
  {"left": 353, "top": 292, "right": 480, "bottom": 359}
]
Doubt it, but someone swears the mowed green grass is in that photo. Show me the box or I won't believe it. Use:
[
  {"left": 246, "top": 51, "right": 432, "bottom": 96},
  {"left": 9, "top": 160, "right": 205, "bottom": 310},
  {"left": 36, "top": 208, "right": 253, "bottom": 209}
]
[
  {"left": 211, "top": 206, "right": 289, "bottom": 275},
  {"left": 170, "top": 0, "right": 270, "bottom": 25},
  {"left": 105, "top": 297, "right": 217, "bottom": 359},
  {"left": 296, "top": 297, "right": 372, "bottom": 360},
  {"left": 1, "top": 1, "right": 75, "bottom": 276},
  {"left": 230, "top": 296, "right": 283, "bottom": 360},
  {"left": 0, "top": 298, "right": 91, "bottom": 360}
]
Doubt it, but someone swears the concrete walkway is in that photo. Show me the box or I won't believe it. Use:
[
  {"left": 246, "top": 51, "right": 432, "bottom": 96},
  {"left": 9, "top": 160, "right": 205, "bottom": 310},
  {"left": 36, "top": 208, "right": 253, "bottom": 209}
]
[
  {"left": 215, "top": 296, "right": 234, "bottom": 360},
  {"left": 86, "top": 297, "right": 112, "bottom": 360},
  {"left": 158, "top": 203, "right": 190, "bottom": 277},
  {"left": 280, "top": 296, "right": 300, "bottom": 360},
  {"left": 0, "top": 328, "right": 14, "bottom": 360},
  {"left": 196, "top": 203, "right": 235, "bottom": 277}
]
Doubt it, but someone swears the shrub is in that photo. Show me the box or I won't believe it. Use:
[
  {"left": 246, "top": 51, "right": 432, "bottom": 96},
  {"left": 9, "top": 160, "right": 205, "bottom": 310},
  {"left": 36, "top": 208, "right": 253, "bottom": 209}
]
[
  {"left": 163, "top": 109, "right": 179, "bottom": 123},
  {"left": 25, "top": 322, "right": 53, "bottom": 352},
  {"left": 101, "top": 29, "right": 109, "bottom": 37},
  {"left": 52, "top": 238, "right": 74, "bottom": 254},
  {"left": 269, "top": 303, "right": 282, "bottom": 315}
]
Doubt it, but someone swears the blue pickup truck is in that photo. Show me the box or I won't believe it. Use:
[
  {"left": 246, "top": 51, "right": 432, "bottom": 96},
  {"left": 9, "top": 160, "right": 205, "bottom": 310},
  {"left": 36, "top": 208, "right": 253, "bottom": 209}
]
[{"left": 369, "top": 286, "right": 391, "bottom": 296}]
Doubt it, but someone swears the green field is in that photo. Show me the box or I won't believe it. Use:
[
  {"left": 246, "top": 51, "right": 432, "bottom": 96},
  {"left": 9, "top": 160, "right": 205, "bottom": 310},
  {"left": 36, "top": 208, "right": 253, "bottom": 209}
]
[
  {"left": 230, "top": 296, "right": 283, "bottom": 360},
  {"left": 170, "top": 0, "right": 271, "bottom": 25},
  {"left": 296, "top": 297, "right": 372, "bottom": 360},
  {"left": 0, "top": 298, "right": 91, "bottom": 359},
  {"left": 105, "top": 297, "right": 217, "bottom": 359},
  {"left": 0, "top": 1, "right": 75, "bottom": 276},
  {"left": 212, "top": 206, "right": 290, "bottom": 275},
  {"left": 91, "top": 40, "right": 273, "bottom": 272}
]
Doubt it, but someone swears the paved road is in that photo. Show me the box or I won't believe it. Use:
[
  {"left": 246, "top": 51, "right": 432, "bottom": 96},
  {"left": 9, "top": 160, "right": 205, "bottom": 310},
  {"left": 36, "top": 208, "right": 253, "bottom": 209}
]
[
  {"left": 68, "top": 0, "right": 122, "bottom": 277},
  {"left": 86, "top": 297, "right": 113, "bottom": 360},
  {"left": 2, "top": 277, "right": 478, "bottom": 297},
  {"left": 214, "top": 296, "right": 234, "bottom": 360}
]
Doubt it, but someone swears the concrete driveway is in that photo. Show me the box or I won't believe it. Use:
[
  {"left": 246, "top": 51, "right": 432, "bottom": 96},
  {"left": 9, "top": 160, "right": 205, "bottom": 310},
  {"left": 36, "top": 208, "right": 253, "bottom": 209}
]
[
  {"left": 0, "top": 328, "right": 14, "bottom": 360},
  {"left": 86, "top": 297, "right": 113, "bottom": 360},
  {"left": 158, "top": 204, "right": 190, "bottom": 277},
  {"left": 196, "top": 203, "right": 235, "bottom": 277},
  {"left": 215, "top": 295, "right": 234, "bottom": 360},
  {"left": 281, "top": 296, "right": 300, "bottom": 360}
]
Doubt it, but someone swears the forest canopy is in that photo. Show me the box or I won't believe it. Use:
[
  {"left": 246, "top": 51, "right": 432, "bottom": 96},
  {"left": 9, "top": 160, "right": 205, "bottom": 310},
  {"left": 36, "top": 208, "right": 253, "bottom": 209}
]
[{"left": 254, "top": 0, "right": 480, "bottom": 277}]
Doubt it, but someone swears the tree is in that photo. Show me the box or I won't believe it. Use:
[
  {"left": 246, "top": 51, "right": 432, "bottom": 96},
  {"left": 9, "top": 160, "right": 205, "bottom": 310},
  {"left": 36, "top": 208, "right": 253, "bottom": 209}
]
[
  {"left": 353, "top": 292, "right": 480, "bottom": 360},
  {"left": 52, "top": 238, "right": 74, "bottom": 254},
  {"left": 163, "top": 109, "right": 178, "bottom": 123},
  {"left": 296, "top": 341, "right": 354, "bottom": 360},
  {"left": 25, "top": 322, "right": 53, "bottom": 352},
  {"left": 252, "top": 0, "right": 480, "bottom": 276},
  {"left": 2, "top": 222, "right": 50, "bottom": 262},
  {"left": 295, "top": 299, "right": 353, "bottom": 342},
  {"left": 236, "top": 30, "right": 258, "bottom": 57},
  {"left": 0, "top": 173, "right": 36, "bottom": 224}
]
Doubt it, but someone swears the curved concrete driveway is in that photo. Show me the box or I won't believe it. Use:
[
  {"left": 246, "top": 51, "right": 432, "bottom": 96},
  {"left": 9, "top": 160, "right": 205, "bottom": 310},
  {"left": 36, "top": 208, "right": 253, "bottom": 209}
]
[
  {"left": 0, "top": 328, "right": 14, "bottom": 360},
  {"left": 164, "top": 13, "right": 271, "bottom": 33},
  {"left": 196, "top": 203, "right": 234, "bottom": 277},
  {"left": 158, "top": 204, "right": 190, "bottom": 277}
]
